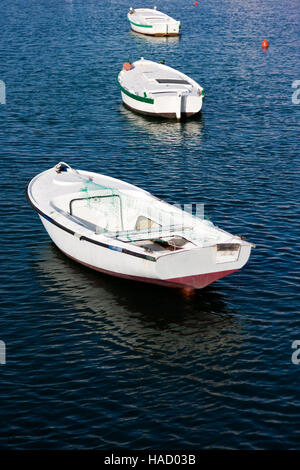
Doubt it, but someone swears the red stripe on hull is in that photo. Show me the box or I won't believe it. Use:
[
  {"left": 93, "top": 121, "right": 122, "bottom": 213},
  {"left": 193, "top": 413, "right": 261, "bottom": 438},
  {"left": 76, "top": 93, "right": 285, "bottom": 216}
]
[
  {"left": 167, "top": 269, "right": 237, "bottom": 289},
  {"left": 59, "top": 248, "right": 237, "bottom": 289}
]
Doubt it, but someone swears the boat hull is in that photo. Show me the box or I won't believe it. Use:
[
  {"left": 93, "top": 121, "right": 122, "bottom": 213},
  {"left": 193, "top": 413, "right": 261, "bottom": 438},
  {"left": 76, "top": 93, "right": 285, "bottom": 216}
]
[
  {"left": 120, "top": 90, "right": 203, "bottom": 120},
  {"left": 129, "top": 23, "right": 180, "bottom": 36},
  {"left": 61, "top": 249, "right": 237, "bottom": 289},
  {"left": 123, "top": 101, "right": 196, "bottom": 119},
  {"left": 39, "top": 215, "right": 251, "bottom": 290},
  {"left": 132, "top": 30, "right": 179, "bottom": 37}
]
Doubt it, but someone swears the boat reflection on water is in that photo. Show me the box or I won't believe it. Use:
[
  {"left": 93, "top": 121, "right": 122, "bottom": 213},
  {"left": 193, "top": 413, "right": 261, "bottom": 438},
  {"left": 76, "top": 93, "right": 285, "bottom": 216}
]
[
  {"left": 130, "top": 30, "right": 180, "bottom": 45},
  {"left": 35, "top": 243, "right": 241, "bottom": 364},
  {"left": 119, "top": 105, "right": 204, "bottom": 147}
]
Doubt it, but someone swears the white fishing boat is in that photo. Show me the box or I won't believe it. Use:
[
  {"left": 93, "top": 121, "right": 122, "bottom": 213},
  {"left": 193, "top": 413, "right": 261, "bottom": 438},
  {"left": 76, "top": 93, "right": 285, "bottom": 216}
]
[
  {"left": 127, "top": 7, "right": 180, "bottom": 36},
  {"left": 27, "top": 162, "right": 254, "bottom": 290},
  {"left": 118, "top": 58, "right": 205, "bottom": 119}
]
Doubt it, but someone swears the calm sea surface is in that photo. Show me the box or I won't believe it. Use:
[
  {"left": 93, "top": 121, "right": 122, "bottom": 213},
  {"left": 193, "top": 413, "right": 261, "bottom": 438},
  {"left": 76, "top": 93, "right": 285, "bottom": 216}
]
[{"left": 0, "top": 0, "right": 299, "bottom": 450}]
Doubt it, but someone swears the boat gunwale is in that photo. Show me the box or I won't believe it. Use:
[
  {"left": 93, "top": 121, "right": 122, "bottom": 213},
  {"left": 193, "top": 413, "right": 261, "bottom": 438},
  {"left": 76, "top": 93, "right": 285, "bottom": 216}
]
[
  {"left": 27, "top": 176, "right": 207, "bottom": 262},
  {"left": 27, "top": 184, "right": 219, "bottom": 264},
  {"left": 27, "top": 179, "right": 232, "bottom": 265},
  {"left": 127, "top": 8, "right": 178, "bottom": 28},
  {"left": 26, "top": 181, "right": 157, "bottom": 262},
  {"left": 117, "top": 79, "right": 154, "bottom": 104},
  {"left": 128, "top": 18, "right": 153, "bottom": 28}
]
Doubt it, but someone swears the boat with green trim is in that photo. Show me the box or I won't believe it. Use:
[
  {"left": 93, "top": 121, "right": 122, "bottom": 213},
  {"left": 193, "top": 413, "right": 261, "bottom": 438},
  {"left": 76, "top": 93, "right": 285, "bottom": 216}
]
[
  {"left": 127, "top": 7, "right": 180, "bottom": 36},
  {"left": 118, "top": 58, "right": 205, "bottom": 119}
]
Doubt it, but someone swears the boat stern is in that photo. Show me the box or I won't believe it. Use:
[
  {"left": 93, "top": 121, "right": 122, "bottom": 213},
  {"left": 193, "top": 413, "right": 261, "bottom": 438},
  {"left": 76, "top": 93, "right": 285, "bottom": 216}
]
[
  {"left": 155, "top": 242, "right": 253, "bottom": 289},
  {"left": 153, "top": 21, "right": 180, "bottom": 36},
  {"left": 152, "top": 91, "right": 204, "bottom": 119}
]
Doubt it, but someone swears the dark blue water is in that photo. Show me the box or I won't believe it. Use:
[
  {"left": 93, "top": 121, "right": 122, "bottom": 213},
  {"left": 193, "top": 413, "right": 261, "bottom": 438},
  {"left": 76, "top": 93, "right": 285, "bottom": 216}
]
[{"left": 0, "top": 0, "right": 299, "bottom": 449}]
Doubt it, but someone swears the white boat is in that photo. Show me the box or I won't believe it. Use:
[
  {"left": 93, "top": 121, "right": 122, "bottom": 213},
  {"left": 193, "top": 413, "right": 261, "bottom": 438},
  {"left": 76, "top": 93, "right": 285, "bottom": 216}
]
[
  {"left": 118, "top": 58, "right": 205, "bottom": 119},
  {"left": 27, "top": 162, "right": 254, "bottom": 290},
  {"left": 127, "top": 7, "right": 180, "bottom": 36}
]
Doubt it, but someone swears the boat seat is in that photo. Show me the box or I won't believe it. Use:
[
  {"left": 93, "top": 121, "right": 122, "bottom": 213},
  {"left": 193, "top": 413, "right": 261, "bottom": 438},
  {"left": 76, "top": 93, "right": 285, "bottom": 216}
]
[
  {"left": 135, "top": 215, "right": 161, "bottom": 231},
  {"left": 107, "top": 224, "right": 193, "bottom": 242}
]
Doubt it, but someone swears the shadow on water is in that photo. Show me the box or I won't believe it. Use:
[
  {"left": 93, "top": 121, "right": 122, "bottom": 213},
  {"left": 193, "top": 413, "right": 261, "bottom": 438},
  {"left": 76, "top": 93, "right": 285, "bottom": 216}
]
[
  {"left": 34, "top": 243, "right": 241, "bottom": 359},
  {"left": 119, "top": 105, "right": 205, "bottom": 146}
]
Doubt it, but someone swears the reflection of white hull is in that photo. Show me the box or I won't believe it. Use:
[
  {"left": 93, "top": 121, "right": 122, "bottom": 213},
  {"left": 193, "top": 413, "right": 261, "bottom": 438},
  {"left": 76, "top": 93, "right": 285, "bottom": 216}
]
[
  {"left": 120, "top": 105, "right": 204, "bottom": 147},
  {"left": 130, "top": 31, "right": 180, "bottom": 45},
  {"left": 37, "top": 244, "right": 241, "bottom": 357},
  {"left": 27, "top": 163, "right": 254, "bottom": 290},
  {"left": 128, "top": 8, "right": 180, "bottom": 36},
  {"left": 118, "top": 59, "right": 204, "bottom": 120}
]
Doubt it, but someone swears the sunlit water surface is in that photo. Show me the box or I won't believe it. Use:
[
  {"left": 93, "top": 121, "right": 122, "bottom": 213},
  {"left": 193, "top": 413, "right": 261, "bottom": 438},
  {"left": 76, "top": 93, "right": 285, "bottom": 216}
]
[{"left": 0, "top": 0, "right": 299, "bottom": 449}]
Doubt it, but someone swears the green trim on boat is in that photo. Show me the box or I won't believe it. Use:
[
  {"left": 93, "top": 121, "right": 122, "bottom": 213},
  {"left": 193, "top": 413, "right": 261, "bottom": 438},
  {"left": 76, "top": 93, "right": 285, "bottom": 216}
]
[
  {"left": 128, "top": 19, "right": 153, "bottom": 28},
  {"left": 118, "top": 81, "right": 154, "bottom": 104}
]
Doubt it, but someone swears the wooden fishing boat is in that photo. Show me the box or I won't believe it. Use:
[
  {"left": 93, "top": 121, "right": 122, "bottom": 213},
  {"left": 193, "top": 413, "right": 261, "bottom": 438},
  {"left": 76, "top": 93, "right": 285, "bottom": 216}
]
[
  {"left": 118, "top": 58, "right": 205, "bottom": 119},
  {"left": 27, "top": 162, "right": 254, "bottom": 289},
  {"left": 127, "top": 7, "right": 180, "bottom": 36}
]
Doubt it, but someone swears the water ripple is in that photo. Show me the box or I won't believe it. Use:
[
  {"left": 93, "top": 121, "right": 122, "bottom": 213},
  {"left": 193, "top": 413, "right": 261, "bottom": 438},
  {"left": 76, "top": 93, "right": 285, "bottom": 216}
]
[{"left": 0, "top": 0, "right": 299, "bottom": 450}]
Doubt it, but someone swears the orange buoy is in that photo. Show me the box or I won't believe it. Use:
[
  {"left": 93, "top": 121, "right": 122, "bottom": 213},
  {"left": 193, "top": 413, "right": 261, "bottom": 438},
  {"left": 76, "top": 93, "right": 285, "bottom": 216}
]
[
  {"left": 194, "top": 1, "right": 198, "bottom": 5},
  {"left": 261, "top": 39, "right": 269, "bottom": 49},
  {"left": 122, "top": 62, "right": 132, "bottom": 71}
]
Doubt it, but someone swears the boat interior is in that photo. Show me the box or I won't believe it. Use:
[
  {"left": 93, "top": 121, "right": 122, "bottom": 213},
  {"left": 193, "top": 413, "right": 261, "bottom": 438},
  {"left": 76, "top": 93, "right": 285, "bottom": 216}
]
[
  {"left": 142, "top": 71, "right": 193, "bottom": 91},
  {"left": 125, "top": 67, "right": 198, "bottom": 97},
  {"left": 50, "top": 187, "right": 230, "bottom": 254},
  {"left": 142, "top": 16, "right": 172, "bottom": 24},
  {"left": 132, "top": 9, "right": 173, "bottom": 24}
]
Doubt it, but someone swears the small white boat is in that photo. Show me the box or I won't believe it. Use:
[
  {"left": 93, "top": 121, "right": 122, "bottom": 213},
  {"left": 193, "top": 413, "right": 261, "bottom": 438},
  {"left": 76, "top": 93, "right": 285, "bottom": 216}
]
[
  {"left": 27, "top": 162, "right": 254, "bottom": 290},
  {"left": 127, "top": 7, "right": 180, "bottom": 36},
  {"left": 118, "top": 58, "right": 205, "bottom": 119}
]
